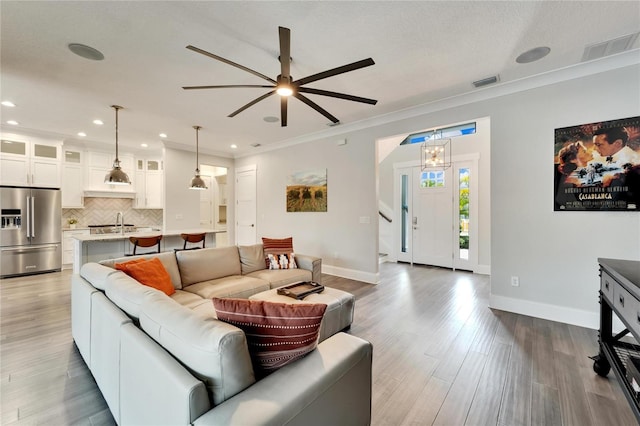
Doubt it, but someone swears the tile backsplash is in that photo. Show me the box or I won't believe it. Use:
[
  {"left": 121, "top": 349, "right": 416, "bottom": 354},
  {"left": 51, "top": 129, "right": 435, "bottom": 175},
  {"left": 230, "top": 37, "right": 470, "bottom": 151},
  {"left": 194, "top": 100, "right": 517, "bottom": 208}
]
[{"left": 62, "top": 198, "right": 163, "bottom": 228}]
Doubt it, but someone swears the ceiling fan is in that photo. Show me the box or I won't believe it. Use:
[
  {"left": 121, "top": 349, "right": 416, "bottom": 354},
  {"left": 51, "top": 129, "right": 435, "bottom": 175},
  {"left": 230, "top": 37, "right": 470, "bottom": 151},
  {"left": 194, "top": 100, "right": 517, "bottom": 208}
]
[{"left": 182, "top": 26, "right": 377, "bottom": 127}]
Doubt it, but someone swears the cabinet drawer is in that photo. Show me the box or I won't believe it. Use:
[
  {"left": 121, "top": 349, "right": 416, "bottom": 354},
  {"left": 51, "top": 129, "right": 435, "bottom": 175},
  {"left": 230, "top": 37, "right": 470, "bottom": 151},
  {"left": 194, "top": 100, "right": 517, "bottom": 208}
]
[
  {"left": 601, "top": 271, "right": 615, "bottom": 304},
  {"left": 614, "top": 283, "right": 640, "bottom": 340}
]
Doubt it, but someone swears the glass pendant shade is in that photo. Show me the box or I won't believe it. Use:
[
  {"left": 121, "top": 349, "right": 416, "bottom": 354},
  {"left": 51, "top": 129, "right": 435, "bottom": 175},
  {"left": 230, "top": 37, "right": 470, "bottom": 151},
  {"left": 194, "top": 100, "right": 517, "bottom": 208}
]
[
  {"left": 105, "top": 105, "right": 131, "bottom": 185},
  {"left": 190, "top": 125, "right": 208, "bottom": 190}
]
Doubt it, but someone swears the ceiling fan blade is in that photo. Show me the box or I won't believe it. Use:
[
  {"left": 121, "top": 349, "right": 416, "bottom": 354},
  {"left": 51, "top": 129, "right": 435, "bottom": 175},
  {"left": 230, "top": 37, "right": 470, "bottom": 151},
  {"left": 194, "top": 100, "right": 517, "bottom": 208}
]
[
  {"left": 183, "top": 84, "right": 274, "bottom": 90},
  {"left": 294, "top": 58, "right": 375, "bottom": 87},
  {"left": 186, "top": 45, "right": 277, "bottom": 84},
  {"left": 281, "top": 96, "right": 288, "bottom": 127},
  {"left": 294, "top": 93, "right": 339, "bottom": 124},
  {"left": 279, "top": 27, "right": 291, "bottom": 79},
  {"left": 228, "top": 90, "right": 276, "bottom": 118},
  {"left": 298, "top": 87, "right": 378, "bottom": 105}
]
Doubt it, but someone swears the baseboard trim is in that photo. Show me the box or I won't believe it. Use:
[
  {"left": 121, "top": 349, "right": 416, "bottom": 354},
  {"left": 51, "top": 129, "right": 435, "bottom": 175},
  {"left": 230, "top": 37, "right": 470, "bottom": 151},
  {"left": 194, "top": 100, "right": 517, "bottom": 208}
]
[
  {"left": 489, "top": 294, "right": 600, "bottom": 330},
  {"left": 322, "top": 265, "right": 379, "bottom": 284}
]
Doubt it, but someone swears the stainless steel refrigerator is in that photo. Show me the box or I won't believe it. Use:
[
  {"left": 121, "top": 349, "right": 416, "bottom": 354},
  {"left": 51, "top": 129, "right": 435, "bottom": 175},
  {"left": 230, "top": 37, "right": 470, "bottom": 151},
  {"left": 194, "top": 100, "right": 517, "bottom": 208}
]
[{"left": 1, "top": 186, "right": 61, "bottom": 278}]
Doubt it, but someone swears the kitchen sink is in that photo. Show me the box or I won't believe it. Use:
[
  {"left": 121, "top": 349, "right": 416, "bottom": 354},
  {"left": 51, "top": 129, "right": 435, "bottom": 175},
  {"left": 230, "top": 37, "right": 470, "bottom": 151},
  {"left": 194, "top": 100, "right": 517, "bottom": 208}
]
[{"left": 89, "top": 224, "right": 138, "bottom": 234}]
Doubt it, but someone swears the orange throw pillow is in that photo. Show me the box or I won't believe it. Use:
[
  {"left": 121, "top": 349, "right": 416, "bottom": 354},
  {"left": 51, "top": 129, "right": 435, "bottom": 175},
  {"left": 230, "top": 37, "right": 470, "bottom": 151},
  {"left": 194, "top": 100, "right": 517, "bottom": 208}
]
[
  {"left": 119, "top": 258, "right": 175, "bottom": 296},
  {"left": 114, "top": 258, "right": 146, "bottom": 273}
]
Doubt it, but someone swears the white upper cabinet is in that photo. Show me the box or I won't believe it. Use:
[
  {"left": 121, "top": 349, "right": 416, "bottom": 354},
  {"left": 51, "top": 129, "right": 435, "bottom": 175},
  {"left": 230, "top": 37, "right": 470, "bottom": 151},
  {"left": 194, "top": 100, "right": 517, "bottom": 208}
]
[
  {"left": 0, "top": 137, "right": 61, "bottom": 187},
  {"left": 134, "top": 157, "right": 163, "bottom": 209},
  {"left": 61, "top": 147, "right": 84, "bottom": 208},
  {"left": 85, "top": 151, "right": 135, "bottom": 193}
]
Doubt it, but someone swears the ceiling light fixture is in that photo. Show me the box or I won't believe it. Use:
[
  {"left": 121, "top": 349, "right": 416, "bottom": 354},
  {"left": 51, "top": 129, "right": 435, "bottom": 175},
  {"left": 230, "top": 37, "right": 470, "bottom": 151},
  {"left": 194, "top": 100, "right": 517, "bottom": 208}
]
[
  {"left": 189, "top": 126, "right": 207, "bottom": 190},
  {"left": 68, "top": 43, "right": 104, "bottom": 61},
  {"left": 159, "top": 133, "right": 167, "bottom": 138},
  {"left": 104, "top": 105, "right": 131, "bottom": 185},
  {"left": 7, "top": 120, "right": 18, "bottom": 125},
  {"left": 516, "top": 46, "right": 550, "bottom": 64},
  {"left": 93, "top": 119, "right": 103, "bottom": 125},
  {"left": 230, "top": 144, "right": 238, "bottom": 149},
  {"left": 421, "top": 129, "right": 452, "bottom": 170},
  {"left": 141, "top": 143, "right": 148, "bottom": 148},
  {"left": 1, "top": 101, "right": 16, "bottom": 107},
  {"left": 77, "top": 132, "right": 86, "bottom": 137}
]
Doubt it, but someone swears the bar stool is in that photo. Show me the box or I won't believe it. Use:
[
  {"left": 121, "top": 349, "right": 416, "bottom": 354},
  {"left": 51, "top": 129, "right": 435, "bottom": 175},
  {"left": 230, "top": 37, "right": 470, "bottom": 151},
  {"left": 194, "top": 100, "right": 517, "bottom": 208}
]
[
  {"left": 128, "top": 235, "right": 162, "bottom": 256},
  {"left": 176, "top": 233, "right": 206, "bottom": 251}
]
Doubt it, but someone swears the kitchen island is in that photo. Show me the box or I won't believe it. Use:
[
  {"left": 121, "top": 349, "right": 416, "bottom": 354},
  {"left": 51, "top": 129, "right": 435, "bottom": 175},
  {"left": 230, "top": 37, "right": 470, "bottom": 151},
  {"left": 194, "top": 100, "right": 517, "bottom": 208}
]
[{"left": 71, "top": 228, "right": 227, "bottom": 273}]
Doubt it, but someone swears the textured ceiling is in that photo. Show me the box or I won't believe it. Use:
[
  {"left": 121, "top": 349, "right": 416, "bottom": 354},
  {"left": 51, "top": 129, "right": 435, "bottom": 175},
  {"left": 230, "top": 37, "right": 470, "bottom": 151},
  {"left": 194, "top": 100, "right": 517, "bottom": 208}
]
[{"left": 1, "top": 1, "right": 639, "bottom": 157}]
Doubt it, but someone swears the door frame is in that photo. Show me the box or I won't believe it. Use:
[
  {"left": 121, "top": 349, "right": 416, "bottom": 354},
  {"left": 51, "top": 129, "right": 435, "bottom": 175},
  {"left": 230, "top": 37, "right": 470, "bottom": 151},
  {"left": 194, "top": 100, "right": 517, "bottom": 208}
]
[
  {"left": 392, "top": 153, "right": 479, "bottom": 271},
  {"left": 235, "top": 164, "right": 257, "bottom": 245}
]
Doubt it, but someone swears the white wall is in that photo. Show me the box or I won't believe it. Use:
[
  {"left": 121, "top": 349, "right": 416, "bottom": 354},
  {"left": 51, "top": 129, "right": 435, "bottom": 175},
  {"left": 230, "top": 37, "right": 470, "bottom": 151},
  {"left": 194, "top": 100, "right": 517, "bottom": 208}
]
[{"left": 236, "top": 62, "right": 640, "bottom": 328}]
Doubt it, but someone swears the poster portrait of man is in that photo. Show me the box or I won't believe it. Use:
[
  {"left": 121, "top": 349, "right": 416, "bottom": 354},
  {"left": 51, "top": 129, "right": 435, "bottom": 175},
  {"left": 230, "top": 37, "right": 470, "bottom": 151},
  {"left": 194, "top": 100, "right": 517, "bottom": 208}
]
[{"left": 554, "top": 116, "right": 640, "bottom": 211}]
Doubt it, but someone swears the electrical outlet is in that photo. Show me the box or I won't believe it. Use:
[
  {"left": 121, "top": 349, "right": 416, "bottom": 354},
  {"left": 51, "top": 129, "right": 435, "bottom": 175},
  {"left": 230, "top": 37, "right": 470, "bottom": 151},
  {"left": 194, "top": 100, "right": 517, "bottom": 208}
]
[{"left": 511, "top": 276, "right": 520, "bottom": 287}]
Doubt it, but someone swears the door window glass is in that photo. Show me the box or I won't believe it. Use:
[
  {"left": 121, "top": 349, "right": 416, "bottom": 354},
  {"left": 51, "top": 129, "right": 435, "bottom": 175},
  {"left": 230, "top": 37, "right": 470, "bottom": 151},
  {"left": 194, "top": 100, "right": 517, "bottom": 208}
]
[
  {"left": 420, "top": 170, "right": 444, "bottom": 188},
  {"left": 458, "top": 168, "right": 470, "bottom": 260},
  {"left": 401, "top": 174, "right": 409, "bottom": 253}
]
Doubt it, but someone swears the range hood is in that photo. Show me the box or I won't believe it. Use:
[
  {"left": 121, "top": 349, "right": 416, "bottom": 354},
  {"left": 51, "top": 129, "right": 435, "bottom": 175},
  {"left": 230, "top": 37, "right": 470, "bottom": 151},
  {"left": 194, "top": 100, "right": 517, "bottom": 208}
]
[{"left": 84, "top": 189, "right": 135, "bottom": 199}]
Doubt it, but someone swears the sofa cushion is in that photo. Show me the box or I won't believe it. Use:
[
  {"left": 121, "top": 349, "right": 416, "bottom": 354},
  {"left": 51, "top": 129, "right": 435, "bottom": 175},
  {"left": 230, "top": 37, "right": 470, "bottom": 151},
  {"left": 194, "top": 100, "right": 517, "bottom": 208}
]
[
  {"left": 238, "top": 244, "right": 265, "bottom": 275},
  {"left": 105, "top": 270, "right": 163, "bottom": 319},
  {"left": 170, "top": 289, "right": 207, "bottom": 309},
  {"left": 246, "top": 268, "right": 312, "bottom": 289},
  {"left": 80, "top": 262, "right": 121, "bottom": 291},
  {"left": 101, "top": 252, "right": 183, "bottom": 290},
  {"left": 212, "top": 298, "right": 327, "bottom": 378},
  {"left": 183, "top": 275, "right": 270, "bottom": 300},
  {"left": 117, "top": 258, "right": 175, "bottom": 296},
  {"left": 139, "top": 291, "right": 255, "bottom": 406},
  {"left": 262, "top": 237, "right": 294, "bottom": 267},
  {"left": 177, "top": 247, "right": 241, "bottom": 286}
]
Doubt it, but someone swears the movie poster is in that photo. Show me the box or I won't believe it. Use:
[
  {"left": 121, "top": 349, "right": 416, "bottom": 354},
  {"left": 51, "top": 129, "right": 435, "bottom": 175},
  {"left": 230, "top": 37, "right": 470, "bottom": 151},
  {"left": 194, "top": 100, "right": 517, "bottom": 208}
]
[{"left": 554, "top": 116, "right": 640, "bottom": 211}]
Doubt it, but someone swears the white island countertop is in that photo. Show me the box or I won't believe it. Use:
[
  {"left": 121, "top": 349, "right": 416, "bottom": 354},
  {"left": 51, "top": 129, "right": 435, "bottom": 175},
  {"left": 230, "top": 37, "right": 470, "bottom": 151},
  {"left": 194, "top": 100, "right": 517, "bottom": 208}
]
[{"left": 72, "top": 228, "right": 226, "bottom": 242}]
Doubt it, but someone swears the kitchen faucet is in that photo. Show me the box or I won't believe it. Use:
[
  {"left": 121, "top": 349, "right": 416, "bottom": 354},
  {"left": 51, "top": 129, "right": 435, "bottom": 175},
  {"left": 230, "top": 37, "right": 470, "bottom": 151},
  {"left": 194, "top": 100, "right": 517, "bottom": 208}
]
[{"left": 116, "top": 211, "right": 124, "bottom": 235}]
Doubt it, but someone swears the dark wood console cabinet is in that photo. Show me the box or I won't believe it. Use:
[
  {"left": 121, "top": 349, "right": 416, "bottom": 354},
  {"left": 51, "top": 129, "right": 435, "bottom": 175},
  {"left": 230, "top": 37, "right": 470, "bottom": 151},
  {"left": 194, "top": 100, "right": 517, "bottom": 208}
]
[{"left": 594, "top": 258, "right": 640, "bottom": 422}]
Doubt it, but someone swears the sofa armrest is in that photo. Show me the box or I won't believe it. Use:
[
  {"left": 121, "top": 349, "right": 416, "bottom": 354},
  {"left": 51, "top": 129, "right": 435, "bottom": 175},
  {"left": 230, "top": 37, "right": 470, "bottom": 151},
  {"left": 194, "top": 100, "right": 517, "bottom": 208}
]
[
  {"left": 295, "top": 254, "right": 322, "bottom": 284},
  {"left": 193, "top": 332, "right": 372, "bottom": 426}
]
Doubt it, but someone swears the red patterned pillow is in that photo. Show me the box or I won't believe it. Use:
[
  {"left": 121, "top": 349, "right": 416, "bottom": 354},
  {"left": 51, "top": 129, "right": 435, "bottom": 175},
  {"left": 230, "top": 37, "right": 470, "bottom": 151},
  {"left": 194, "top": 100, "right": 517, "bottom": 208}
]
[
  {"left": 212, "top": 298, "right": 326, "bottom": 377},
  {"left": 262, "top": 237, "right": 294, "bottom": 268}
]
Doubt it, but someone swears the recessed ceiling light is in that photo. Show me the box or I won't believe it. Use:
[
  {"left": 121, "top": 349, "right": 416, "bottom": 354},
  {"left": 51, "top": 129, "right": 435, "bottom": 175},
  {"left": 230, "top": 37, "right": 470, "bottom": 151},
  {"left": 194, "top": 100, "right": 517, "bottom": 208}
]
[
  {"left": 263, "top": 116, "right": 279, "bottom": 123},
  {"left": 93, "top": 119, "right": 103, "bottom": 125},
  {"left": 516, "top": 46, "right": 551, "bottom": 64},
  {"left": 7, "top": 120, "right": 18, "bottom": 125},
  {"left": 141, "top": 143, "right": 148, "bottom": 148},
  {"left": 77, "top": 132, "right": 86, "bottom": 137},
  {"left": 1, "top": 101, "right": 16, "bottom": 107},
  {"left": 159, "top": 133, "right": 167, "bottom": 138},
  {"left": 230, "top": 144, "right": 238, "bottom": 149},
  {"left": 68, "top": 43, "right": 104, "bottom": 61}
]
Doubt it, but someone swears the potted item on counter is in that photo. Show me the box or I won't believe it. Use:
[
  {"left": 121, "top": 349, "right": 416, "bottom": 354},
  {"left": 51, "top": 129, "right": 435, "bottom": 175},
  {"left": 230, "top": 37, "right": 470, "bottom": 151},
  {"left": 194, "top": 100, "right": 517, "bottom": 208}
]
[{"left": 67, "top": 218, "right": 78, "bottom": 229}]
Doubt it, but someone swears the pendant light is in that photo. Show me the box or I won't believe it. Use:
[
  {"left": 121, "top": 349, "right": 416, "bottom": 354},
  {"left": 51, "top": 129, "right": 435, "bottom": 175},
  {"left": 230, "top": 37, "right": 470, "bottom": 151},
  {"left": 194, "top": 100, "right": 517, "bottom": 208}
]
[
  {"left": 190, "top": 125, "right": 207, "bottom": 190},
  {"left": 104, "top": 105, "right": 131, "bottom": 185}
]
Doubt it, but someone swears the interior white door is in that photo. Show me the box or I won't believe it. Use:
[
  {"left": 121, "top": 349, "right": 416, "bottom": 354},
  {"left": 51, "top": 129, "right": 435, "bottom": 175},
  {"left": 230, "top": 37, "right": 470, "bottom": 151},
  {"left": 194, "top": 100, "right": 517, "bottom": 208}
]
[
  {"left": 235, "top": 165, "right": 257, "bottom": 245},
  {"left": 412, "top": 167, "right": 453, "bottom": 268}
]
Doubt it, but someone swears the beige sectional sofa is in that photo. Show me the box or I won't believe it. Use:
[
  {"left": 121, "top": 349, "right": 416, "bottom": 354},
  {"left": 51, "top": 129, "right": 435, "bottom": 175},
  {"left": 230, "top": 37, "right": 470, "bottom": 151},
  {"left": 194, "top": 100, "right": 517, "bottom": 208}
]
[{"left": 71, "top": 244, "right": 372, "bottom": 425}]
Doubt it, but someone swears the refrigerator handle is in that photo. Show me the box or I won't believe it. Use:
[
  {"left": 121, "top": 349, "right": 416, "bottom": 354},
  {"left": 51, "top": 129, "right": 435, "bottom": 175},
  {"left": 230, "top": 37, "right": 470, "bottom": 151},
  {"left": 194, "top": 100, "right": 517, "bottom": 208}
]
[
  {"left": 30, "top": 196, "right": 35, "bottom": 238},
  {"left": 26, "top": 196, "right": 31, "bottom": 238}
]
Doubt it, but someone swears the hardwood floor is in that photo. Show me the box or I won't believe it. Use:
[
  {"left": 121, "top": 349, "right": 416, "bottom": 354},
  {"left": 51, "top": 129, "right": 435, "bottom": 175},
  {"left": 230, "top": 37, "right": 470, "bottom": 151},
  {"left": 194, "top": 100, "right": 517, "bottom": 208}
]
[{"left": 1, "top": 263, "right": 637, "bottom": 425}]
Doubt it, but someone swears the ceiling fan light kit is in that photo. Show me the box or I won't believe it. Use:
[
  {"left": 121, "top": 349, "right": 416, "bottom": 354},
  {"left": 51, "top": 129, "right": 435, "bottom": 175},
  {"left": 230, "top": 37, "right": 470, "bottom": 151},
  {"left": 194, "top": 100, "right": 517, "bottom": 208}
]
[
  {"left": 183, "top": 26, "right": 377, "bottom": 127},
  {"left": 104, "top": 105, "right": 131, "bottom": 185}
]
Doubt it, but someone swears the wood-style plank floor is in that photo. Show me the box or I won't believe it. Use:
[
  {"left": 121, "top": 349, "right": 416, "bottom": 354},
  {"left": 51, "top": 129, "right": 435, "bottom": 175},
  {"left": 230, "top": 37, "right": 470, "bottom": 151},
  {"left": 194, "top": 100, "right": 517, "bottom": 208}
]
[{"left": 1, "top": 263, "right": 637, "bottom": 425}]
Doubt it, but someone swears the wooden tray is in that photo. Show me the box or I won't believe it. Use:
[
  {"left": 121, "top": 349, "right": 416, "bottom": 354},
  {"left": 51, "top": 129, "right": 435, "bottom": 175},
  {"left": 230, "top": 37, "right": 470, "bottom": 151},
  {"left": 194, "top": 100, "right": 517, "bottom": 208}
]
[{"left": 277, "top": 281, "right": 325, "bottom": 300}]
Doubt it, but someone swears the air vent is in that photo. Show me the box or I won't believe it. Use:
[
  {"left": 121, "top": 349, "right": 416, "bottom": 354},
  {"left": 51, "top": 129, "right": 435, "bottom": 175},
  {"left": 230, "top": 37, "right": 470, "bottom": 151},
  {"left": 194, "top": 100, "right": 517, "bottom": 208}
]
[
  {"left": 250, "top": 143, "right": 261, "bottom": 148},
  {"left": 582, "top": 33, "right": 640, "bottom": 62},
  {"left": 473, "top": 75, "right": 500, "bottom": 88}
]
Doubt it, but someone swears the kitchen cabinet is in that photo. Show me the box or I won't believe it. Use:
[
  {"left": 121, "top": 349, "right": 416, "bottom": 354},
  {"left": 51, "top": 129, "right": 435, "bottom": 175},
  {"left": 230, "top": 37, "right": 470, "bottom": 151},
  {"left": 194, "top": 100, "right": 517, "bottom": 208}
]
[
  {"left": 62, "top": 148, "right": 84, "bottom": 208},
  {"left": 62, "top": 229, "right": 90, "bottom": 269},
  {"left": 134, "top": 158, "right": 163, "bottom": 209},
  {"left": 85, "top": 151, "right": 135, "bottom": 193},
  {"left": 0, "top": 138, "right": 61, "bottom": 187}
]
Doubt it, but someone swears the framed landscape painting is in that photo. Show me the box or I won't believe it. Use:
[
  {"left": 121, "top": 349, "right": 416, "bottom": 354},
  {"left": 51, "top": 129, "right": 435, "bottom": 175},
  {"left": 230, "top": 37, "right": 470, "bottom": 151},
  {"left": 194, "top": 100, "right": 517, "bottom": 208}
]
[
  {"left": 554, "top": 116, "right": 640, "bottom": 211},
  {"left": 286, "top": 169, "right": 327, "bottom": 212}
]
